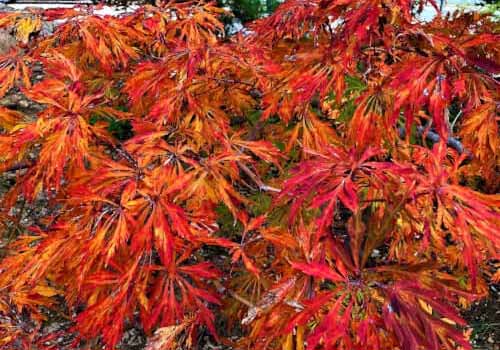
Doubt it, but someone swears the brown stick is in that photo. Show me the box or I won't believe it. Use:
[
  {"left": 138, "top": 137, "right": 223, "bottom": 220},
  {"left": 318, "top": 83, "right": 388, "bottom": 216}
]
[{"left": 1, "top": 161, "right": 32, "bottom": 173}]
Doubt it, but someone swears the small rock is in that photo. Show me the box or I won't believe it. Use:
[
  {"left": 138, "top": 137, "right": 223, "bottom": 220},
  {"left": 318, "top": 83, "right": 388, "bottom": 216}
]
[
  {"left": 0, "top": 29, "right": 16, "bottom": 55},
  {"left": 18, "top": 99, "right": 30, "bottom": 109},
  {"left": 0, "top": 94, "right": 21, "bottom": 108},
  {"left": 32, "top": 63, "right": 44, "bottom": 74},
  {"left": 120, "top": 328, "right": 146, "bottom": 349},
  {"left": 40, "top": 22, "right": 57, "bottom": 36}
]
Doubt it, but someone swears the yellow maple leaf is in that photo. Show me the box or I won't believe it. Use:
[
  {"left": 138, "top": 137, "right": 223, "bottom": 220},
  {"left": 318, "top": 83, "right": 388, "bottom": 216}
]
[{"left": 15, "top": 16, "right": 42, "bottom": 44}]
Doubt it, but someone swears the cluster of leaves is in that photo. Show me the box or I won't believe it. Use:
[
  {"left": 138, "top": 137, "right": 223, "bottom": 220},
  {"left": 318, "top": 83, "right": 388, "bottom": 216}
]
[{"left": 0, "top": 1, "right": 498, "bottom": 349}]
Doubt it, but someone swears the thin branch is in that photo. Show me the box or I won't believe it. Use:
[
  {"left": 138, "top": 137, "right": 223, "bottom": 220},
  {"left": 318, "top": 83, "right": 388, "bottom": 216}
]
[
  {"left": 213, "top": 280, "right": 255, "bottom": 309},
  {"left": 1, "top": 161, "right": 32, "bottom": 173},
  {"left": 238, "top": 161, "right": 281, "bottom": 193},
  {"left": 398, "top": 125, "right": 472, "bottom": 159},
  {"left": 205, "top": 76, "right": 255, "bottom": 88}
]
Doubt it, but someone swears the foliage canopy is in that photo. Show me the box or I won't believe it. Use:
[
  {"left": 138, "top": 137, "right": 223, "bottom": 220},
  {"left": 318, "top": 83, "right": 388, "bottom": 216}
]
[{"left": 0, "top": 1, "right": 498, "bottom": 349}]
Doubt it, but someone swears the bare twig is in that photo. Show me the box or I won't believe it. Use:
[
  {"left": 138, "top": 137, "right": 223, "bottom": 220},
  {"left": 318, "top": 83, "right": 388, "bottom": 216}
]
[
  {"left": 1, "top": 161, "right": 32, "bottom": 173},
  {"left": 213, "top": 280, "right": 255, "bottom": 309},
  {"left": 398, "top": 125, "right": 472, "bottom": 159}
]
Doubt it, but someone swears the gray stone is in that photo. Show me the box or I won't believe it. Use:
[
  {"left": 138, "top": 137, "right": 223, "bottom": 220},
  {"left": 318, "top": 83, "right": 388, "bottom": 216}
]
[
  {"left": 18, "top": 99, "right": 30, "bottom": 109},
  {"left": 40, "top": 21, "right": 57, "bottom": 36},
  {"left": 0, "top": 29, "right": 16, "bottom": 55},
  {"left": 0, "top": 93, "right": 22, "bottom": 108}
]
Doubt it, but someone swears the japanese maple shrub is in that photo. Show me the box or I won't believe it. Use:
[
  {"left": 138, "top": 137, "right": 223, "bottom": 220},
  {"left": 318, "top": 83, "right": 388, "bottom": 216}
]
[{"left": 0, "top": 1, "right": 498, "bottom": 349}]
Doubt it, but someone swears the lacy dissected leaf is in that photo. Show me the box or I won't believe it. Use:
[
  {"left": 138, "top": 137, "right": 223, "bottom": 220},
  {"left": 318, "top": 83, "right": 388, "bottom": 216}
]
[
  {"left": 280, "top": 145, "right": 385, "bottom": 226},
  {"left": 14, "top": 15, "right": 42, "bottom": 44},
  {"left": 38, "top": 15, "right": 140, "bottom": 74},
  {"left": 0, "top": 50, "right": 31, "bottom": 98},
  {"left": 405, "top": 143, "right": 500, "bottom": 287},
  {"left": 0, "top": 107, "right": 24, "bottom": 131},
  {"left": 0, "top": 11, "right": 42, "bottom": 44},
  {"left": 459, "top": 102, "right": 499, "bottom": 187}
]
